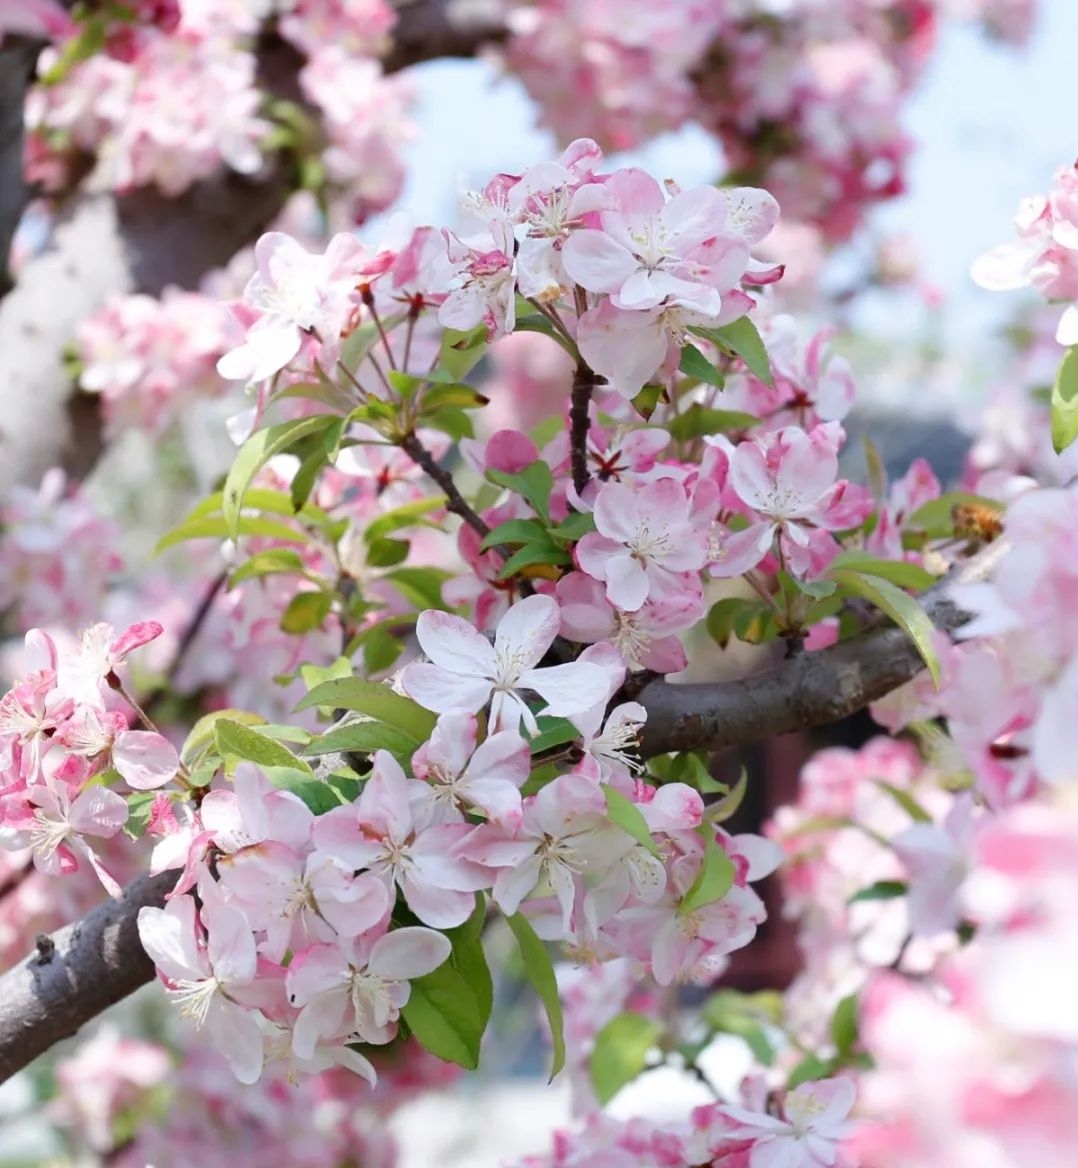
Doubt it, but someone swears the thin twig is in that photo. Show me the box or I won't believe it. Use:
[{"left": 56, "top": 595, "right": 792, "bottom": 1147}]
[{"left": 399, "top": 432, "right": 492, "bottom": 539}]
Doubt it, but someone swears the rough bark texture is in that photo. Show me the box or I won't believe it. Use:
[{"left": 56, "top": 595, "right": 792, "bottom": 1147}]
[
  {"left": 0, "top": 870, "right": 175, "bottom": 1083},
  {"left": 640, "top": 541, "right": 1006, "bottom": 757}
]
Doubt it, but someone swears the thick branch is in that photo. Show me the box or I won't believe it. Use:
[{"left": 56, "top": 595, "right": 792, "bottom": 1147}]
[
  {"left": 384, "top": 0, "right": 508, "bottom": 73},
  {"left": 639, "top": 541, "right": 1008, "bottom": 757},
  {"left": 0, "top": 870, "right": 175, "bottom": 1083},
  {"left": 0, "top": 39, "right": 38, "bottom": 298}
]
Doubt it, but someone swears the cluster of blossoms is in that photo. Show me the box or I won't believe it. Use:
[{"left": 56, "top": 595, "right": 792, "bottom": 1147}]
[
  {"left": 128, "top": 590, "right": 777, "bottom": 1084},
  {"left": 498, "top": 0, "right": 1034, "bottom": 242},
  {"left": 511, "top": 1076, "right": 858, "bottom": 1168},
  {"left": 24, "top": 0, "right": 413, "bottom": 220},
  {"left": 75, "top": 287, "right": 240, "bottom": 436},
  {"left": 973, "top": 163, "right": 1078, "bottom": 346},
  {"left": 0, "top": 471, "right": 124, "bottom": 632},
  {"left": 10, "top": 116, "right": 1078, "bottom": 1168},
  {"left": 47, "top": 1022, "right": 455, "bottom": 1166},
  {"left": 0, "top": 621, "right": 177, "bottom": 896}
]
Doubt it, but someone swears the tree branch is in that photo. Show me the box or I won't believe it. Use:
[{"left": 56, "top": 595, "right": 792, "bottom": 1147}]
[
  {"left": 0, "top": 870, "right": 175, "bottom": 1083},
  {"left": 639, "top": 540, "right": 1008, "bottom": 757}
]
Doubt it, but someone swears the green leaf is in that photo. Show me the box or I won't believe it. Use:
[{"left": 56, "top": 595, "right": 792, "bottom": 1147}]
[
  {"left": 487, "top": 461, "right": 555, "bottom": 523},
  {"left": 550, "top": 512, "right": 597, "bottom": 542},
  {"left": 831, "top": 992, "right": 860, "bottom": 1058},
  {"left": 497, "top": 541, "right": 571, "bottom": 579},
  {"left": 667, "top": 405, "right": 759, "bottom": 443},
  {"left": 1052, "top": 344, "right": 1078, "bottom": 453},
  {"left": 123, "top": 791, "right": 161, "bottom": 840},
  {"left": 589, "top": 1012, "right": 663, "bottom": 1105},
  {"left": 873, "top": 779, "right": 933, "bottom": 824},
  {"left": 828, "top": 550, "right": 936, "bottom": 592},
  {"left": 279, "top": 590, "right": 332, "bottom": 635},
  {"left": 706, "top": 596, "right": 779, "bottom": 648},
  {"left": 677, "top": 836, "right": 736, "bottom": 917},
  {"left": 479, "top": 518, "right": 550, "bottom": 552},
  {"left": 303, "top": 721, "right": 420, "bottom": 762},
  {"left": 290, "top": 448, "right": 326, "bottom": 512},
  {"left": 181, "top": 708, "right": 266, "bottom": 765},
  {"left": 221, "top": 416, "right": 340, "bottom": 541},
  {"left": 505, "top": 912, "right": 566, "bottom": 1080},
  {"left": 295, "top": 678, "right": 436, "bottom": 739},
  {"left": 213, "top": 719, "right": 315, "bottom": 778},
  {"left": 701, "top": 989, "right": 782, "bottom": 1065},
  {"left": 630, "top": 382, "right": 664, "bottom": 421},
  {"left": 831, "top": 569, "right": 940, "bottom": 685},
  {"left": 706, "top": 768, "right": 748, "bottom": 824},
  {"left": 156, "top": 514, "right": 306, "bottom": 554},
  {"left": 529, "top": 716, "right": 581, "bottom": 754},
  {"left": 437, "top": 326, "right": 489, "bottom": 382},
  {"left": 361, "top": 623, "right": 405, "bottom": 675},
  {"left": 678, "top": 344, "right": 726, "bottom": 389},
  {"left": 786, "top": 1053, "right": 835, "bottom": 1090},
  {"left": 229, "top": 548, "right": 307, "bottom": 587},
  {"left": 261, "top": 766, "right": 347, "bottom": 814},
  {"left": 402, "top": 935, "right": 488, "bottom": 1070},
  {"left": 382, "top": 567, "right": 452, "bottom": 611},
  {"left": 421, "top": 382, "right": 489, "bottom": 412},
  {"left": 363, "top": 497, "right": 447, "bottom": 544},
  {"left": 603, "top": 786, "right": 658, "bottom": 856},
  {"left": 847, "top": 879, "right": 908, "bottom": 905},
  {"left": 692, "top": 316, "right": 772, "bottom": 385},
  {"left": 365, "top": 537, "right": 411, "bottom": 568}
]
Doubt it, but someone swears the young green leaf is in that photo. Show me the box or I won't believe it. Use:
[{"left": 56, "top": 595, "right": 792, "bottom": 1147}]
[
  {"left": 603, "top": 786, "right": 659, "bottom": 857},
  {"left": 589, "top": 1012, "right": 663, "bottom": 1105},
  {"left": 1052, "top": 344, "right": 1078, "bottom": 453},
  {"left": 295, "top": 677, "right": 436, "bottom": 739},
  {"left": 213, "top": 719, "right": 315, "bottom": 778},
  {"left": 221, "top": 415, "right": 340, "bottom": 541},
  {"left": 831, "top": 568, "right": 940, "bottom": 685},
  {"left": 400, "top": 965, "right": 483, "bottom": 1069},
  {"left": 691, "top": 316, "right": 772, "bottom": 385},
  {"left": 677, "top": 836, "right": 736, "bottom": 918},
  {"left": 505, "top": 912, "right": 566, "bottom": 1080},
  {"left": 678, "top": 343, "right": 726, "bottom": 389}
]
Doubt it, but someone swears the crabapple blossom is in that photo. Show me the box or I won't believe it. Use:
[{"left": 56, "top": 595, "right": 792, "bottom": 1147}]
[
  {"left": 410, "top": 712, "right": 531, "bottom": 828},
  {"left": 402, "top": 595, "right": 617, "bottom": 735},
  {"left": 710, "top": 423, "right": 862, "bottom": 579},
  {"left": 137, "top": 892, "right": 266, "bottom": 1084},
  {"left": 286, "top": 926, "right": 451, "bottom": 1063},
  {"left": 311, "top": 750, "right": 489, "bottom": 928},
  {"left": 575, "top": 478, "right": 711, "bottom": 611},
  {"left": 216, "top": 232, "right": 365, "bottom": 383}
]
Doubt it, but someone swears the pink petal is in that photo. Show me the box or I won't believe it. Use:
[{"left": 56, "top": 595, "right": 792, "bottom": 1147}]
[
  {"left": 113, "top": 730, "right": 180, "bottom": 791},
  {"left": 415, "top": 610, "right": 497, "bottom": 677}
]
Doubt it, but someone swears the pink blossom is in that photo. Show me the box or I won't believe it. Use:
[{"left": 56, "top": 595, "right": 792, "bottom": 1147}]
[
  {"left": 410, "top": 713, "right": 531, "bottom": 828},
  {"left": 22, "top": 776, "right": 128, "bottom": 896},
  {"left": 286, "top": 927, "right": 451, "bottom": 1066},
  {"left": 711, "top": 424, "right": 855, "bottom": 579},
  {"left": 137, "top": 893, "right": 266, "bottom": 1083},
  {"left": 562, "top": 169, "right": 775, "bottom": 314},
  {"left": 311, "top": 751, "right": 488, "bottom": 928},
  {"left": 722, "top": 1077, "right": 858, "bottom": 1168},
  {"left": 576, "top": 478, "right": 710, "bottom": 611},
  {"left": 217, "top": 232, "right": 364, "bottom": 383},
  {"left": 111, "top": 730, "right": 180, "bottom": 791},
  {"left": 401, "top": 595, "right": 617, "bottom": 735}
]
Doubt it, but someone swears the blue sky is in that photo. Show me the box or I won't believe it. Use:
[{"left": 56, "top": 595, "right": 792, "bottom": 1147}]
[{"left": 388, "top": 1, "right": 1078, "bottom": 341}]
